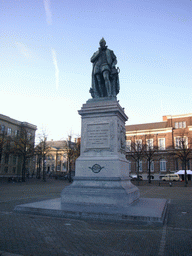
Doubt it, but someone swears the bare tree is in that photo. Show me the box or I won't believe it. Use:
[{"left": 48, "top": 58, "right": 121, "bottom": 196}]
[
  {"left": 0, "top": 129, "right": 7, "bottom": 164},
  {"left": 65, "top": 136, "right": 80, "bottom": 182},
  {"left": 126, "top": 138, "right": 145, "bottom": 185},
  {"left": 11, "top": 125, "right": 35, "bottom": 182},
  {"left": 35, "top": 130, "right": 51, "bottom": 181},
  {"left": 143, "top": 135, "right": 158, "bottom": 183},
  {"left": 174, "top": 134, "right": 192, "bottom": 186}
]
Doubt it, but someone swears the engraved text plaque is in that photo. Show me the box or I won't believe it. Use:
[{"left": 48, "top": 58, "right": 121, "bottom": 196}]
[{"left": 86, "top": 123, "right": 109, "bottom": 149}]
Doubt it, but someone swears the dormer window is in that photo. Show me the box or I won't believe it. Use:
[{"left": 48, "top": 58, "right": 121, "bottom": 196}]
[{"left": 175, "top": 121, "right": 186, "bottom": 129}]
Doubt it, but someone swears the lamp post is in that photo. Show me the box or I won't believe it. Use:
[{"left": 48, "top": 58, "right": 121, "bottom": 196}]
[{"left": 67, "top": 136, "right": 72, "bottom": 182}]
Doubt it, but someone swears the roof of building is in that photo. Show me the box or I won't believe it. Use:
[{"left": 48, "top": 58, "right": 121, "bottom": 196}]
[
  {"left": 126, "top": 121, "right": 168, "bottom": 132},
  {"left": 0, "top": 114, "right": 37, "bottom": 130},
  {"left": 164, "top": 113, "right": 192, "bottom": 120},
  {"left": 46, "top": 140, "right": 75, "bottom": 150}
]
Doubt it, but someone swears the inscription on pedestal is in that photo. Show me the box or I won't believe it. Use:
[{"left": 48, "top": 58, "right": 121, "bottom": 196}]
[{"left": 86, "top": 123, "right": 109, "bottom": 149}]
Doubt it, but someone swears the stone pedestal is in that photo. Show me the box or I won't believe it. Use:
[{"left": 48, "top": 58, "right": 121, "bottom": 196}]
[
  {"left": 61, "top": 98, "right": 140, "bottom": 210},
  {"left": 14, "top": 98, "right": 167, "bottom": 224}
]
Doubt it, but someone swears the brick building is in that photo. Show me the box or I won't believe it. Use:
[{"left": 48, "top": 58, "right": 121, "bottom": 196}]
[
  {"left": 125, "top": 113, "right": 192, "bottom": 180},
  {"left": 0, "top": 114, "right": 37, "bottom": 179}
]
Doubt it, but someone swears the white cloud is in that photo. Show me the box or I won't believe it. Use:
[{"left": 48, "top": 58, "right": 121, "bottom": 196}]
[
  {"left": 43, "top": 0, "right": 52, "bottom": 25},
  {"left": 15, "top": 42, "right": 33, "bottom": 59},
  {"left": 51, "top": 48, "right": 59, "bottom": 90}
]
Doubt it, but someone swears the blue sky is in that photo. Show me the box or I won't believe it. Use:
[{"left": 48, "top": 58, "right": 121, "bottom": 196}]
[{"left": 1, "top": 0, "right": 191, "bottom": 140}]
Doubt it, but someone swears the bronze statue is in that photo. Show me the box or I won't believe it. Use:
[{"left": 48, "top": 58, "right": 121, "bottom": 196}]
[{"left": 90, "top": 38, "right": 120, "bottom": 98}]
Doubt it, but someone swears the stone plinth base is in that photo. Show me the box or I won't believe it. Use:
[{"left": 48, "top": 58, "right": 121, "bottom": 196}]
[
  {"left": 61, "top": 176, "right": 139, "bottom": 208},
  {"left": 14, "top": 197, "right": 167, "bottom": 225}
]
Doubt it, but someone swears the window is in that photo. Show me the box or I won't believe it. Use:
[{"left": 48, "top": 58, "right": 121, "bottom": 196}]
[
  {"left": 4, "top": 166, "right": 8, "bottom": 173},
  {"left": 126, "top": 140, "right": 131, "bottom": 152},
  {"left": 182, "top": 160, "right": 190, "bottom": 170},
  {"left": 27, "top": 132, "right": 32, "bottom": 140},
  {"left": 179, "top": 122, "right": 182, "bottom": 128},
  {"left": 175, "top": 136, "right": 188, "bottom": 149},
  {"left": 160, "top": 159, "right": 166, "bottom": 172},
  {"left": 158, "top": 138, "right": 165, "bottom": 150},
  {"left": 128, "top": 160, "right": 131, "bottom": 172},
  {"left": 5, "top": 154, "right": 9, "bottom": 164},
  {"left": 136, "top": 160, "right": 142, "bottom": 172},
  {"left": 12, "top": 167, "right": 16, "bottom": 173},
  {"left": 6, "top": 141, "right": 11, "bottom": 151},
  {"left": 148, "top": 160, "right": 154, "bottom": 172},
  {"left": 146, "top": 139, "right": 153, "bottom": 150},
  {"left": 13, "top": 155, "right": 17, "bottom": 165},
  {"left": 175, "top": 121, "right": 186, "bottom": 129},
  {"left": 135, "top": 139, "right": 142, "bottom": 151},
  {"left": 1, "top": 125, "right": 5, "bottom": 132},
  {"left": 175, "top": 137, "right": 180, "bottom": 149},
  {"left": 7, "top": 128, "right": 12, "bottom": 136},
  {"left": 15, "top": 130, "right": 19, "bottom": 137}
]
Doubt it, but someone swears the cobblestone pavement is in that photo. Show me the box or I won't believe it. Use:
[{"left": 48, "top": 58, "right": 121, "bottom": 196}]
[{"left": 0, "top": 178, "right": 192, "bottom": 256}]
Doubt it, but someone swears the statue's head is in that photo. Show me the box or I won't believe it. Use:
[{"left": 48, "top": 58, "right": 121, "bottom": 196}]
[{"left": 99, "top": 38, "right": 106, "bottom": 48}]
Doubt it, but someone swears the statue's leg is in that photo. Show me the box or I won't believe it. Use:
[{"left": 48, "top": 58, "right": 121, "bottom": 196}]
[
  {"left": 111, "top": 76, "right": 116, "bottom": 97},
  {"left": 103, "top": 71, "right": 111, "bottom": 97},
  {"left": 96, "top": 74, "right": 103, "bottom": 97}
]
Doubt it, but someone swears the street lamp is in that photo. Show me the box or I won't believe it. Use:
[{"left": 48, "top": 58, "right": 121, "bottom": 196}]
[{"left": 67, "top": 136, "right": 72, "bottom": 182}]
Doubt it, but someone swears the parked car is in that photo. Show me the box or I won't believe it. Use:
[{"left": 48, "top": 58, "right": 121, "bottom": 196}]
[
  {"left": 130, "top": 175, "right": 143, "bottom": 181},
  {"left": 161, "top": 174, "right": 181, "bottom": 181}
]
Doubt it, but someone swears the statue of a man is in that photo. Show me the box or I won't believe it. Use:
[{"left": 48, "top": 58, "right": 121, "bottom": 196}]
[{"left": 90, "top": 38, "right": 120, "bottom": 98}]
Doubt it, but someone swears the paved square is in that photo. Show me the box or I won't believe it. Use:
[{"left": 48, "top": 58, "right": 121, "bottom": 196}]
[{"left": 0, "top": 179, "right": 192, "bottom": 255}]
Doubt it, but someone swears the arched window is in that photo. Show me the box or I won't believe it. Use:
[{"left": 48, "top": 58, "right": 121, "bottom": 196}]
[{"left": 160, "top": 159, "right": 166, "bottom": 172}]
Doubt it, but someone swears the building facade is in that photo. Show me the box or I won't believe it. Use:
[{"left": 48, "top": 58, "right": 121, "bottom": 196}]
[
  {"left": 0, "top": 114, "right": 37, "bottom": 179},
  {"left": 125, "top": 113, "right": 192, "bottom": 180},
  {"left": 35, "top": 137, "right": 80, "bottom": 178},
  {"left": 44, "top": 140, "right": 69, "bottom": 176}
]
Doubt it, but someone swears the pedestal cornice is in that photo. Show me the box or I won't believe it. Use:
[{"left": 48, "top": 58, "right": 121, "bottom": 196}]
[{"left": 78, "top": 98, "right": 128, "bottom": 122}]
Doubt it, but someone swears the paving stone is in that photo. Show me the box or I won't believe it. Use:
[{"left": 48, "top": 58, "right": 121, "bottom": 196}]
[{"left": 0, "top": 178, "right": 192, "bottom": 255}]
